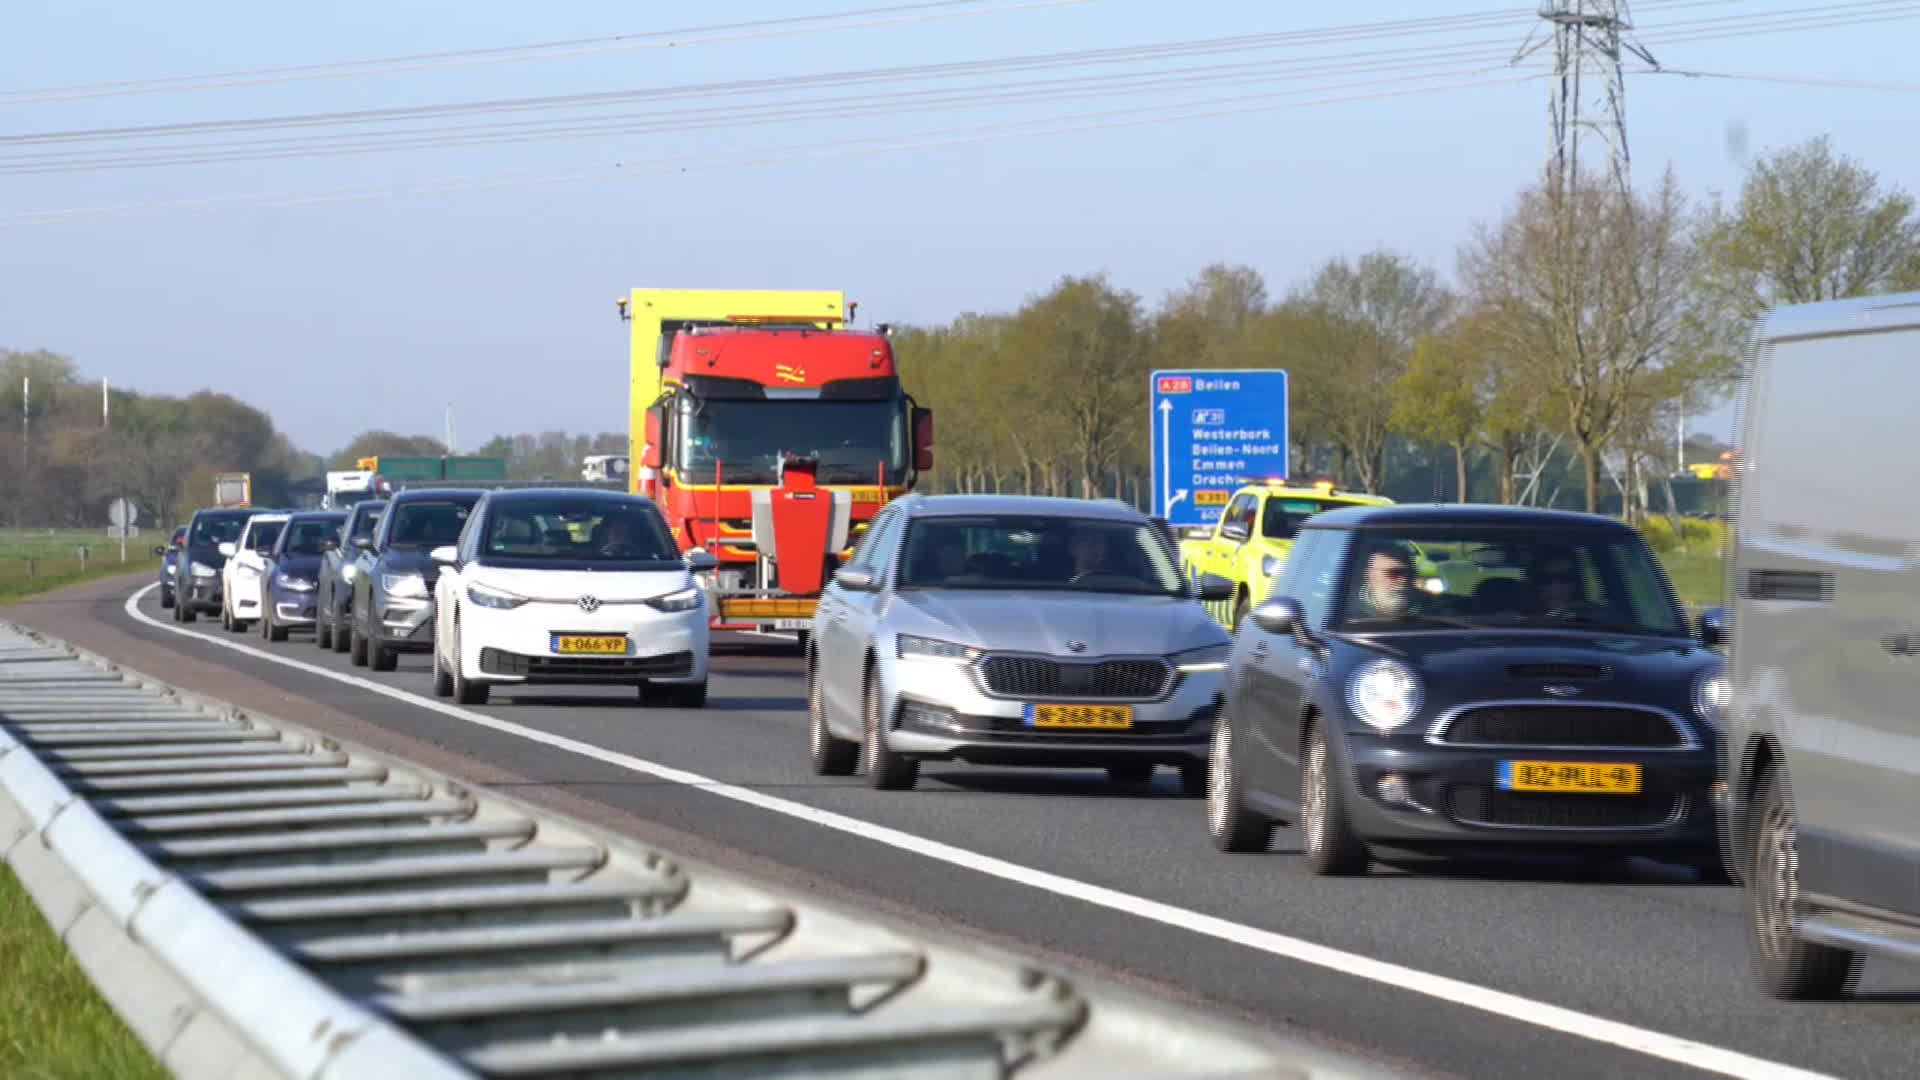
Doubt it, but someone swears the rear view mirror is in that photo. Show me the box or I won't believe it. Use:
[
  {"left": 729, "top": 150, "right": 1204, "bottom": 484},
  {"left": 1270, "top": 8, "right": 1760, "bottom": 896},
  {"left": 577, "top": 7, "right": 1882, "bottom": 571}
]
[
  {"left": 352, "top": 536, "right": 375, "bottom": 552},
  {"left": 151, "top": 546, "right": 167, "bottom": 558},
  {"left": 1697, "top": 606, "right": 1728, "bottom": 648},
  {"left": 834, "top": 565, "right": 878, "bottom": 592},
  {"left": 685, "top": 549, "right": 719, "bottom": 573},
  {"left": 912, "top": 406, "right": 934, "bottom": 471},
  {"left": 1196, "top": 573, "right": 1234, "bottom": 603},
  {"left": 1251, "top": 597, "right": 1309, "bottom": 639}
]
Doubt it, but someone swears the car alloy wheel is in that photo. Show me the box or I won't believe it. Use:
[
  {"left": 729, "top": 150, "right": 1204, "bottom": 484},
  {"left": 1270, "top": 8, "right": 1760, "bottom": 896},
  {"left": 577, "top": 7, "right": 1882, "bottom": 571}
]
[
  {"left": 807, "top": 659, "right": 856, "bottom": 776},
  {"left": 1748, "top": 769, "right": 1858, "bottom": 998},
  {"left": 1302, "top": 727, "right": 1369, "bottom": 875},
  {"left": 431, "top": 638, "right": 454, "bottom": 698},
  {"left": 861, "top": 671, "right": 917, "bottom": 791},
  {"left": 1207, "top": 718, "right": 1272, "bottom": 852}
]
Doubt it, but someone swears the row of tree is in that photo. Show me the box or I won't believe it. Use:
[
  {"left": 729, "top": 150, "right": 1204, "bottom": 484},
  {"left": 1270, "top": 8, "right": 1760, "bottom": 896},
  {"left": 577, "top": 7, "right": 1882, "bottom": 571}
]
[
  {"left": 327, "top": 430, "right": 627, "bottom": 482},
  {"left": 893, "top": 136, "right": 1920, "bottom": 515}
]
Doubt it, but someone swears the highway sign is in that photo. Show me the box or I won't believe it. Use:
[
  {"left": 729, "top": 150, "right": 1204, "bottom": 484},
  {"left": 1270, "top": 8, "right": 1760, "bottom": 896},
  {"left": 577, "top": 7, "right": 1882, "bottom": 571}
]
[
  {"left": 107, "top": 497, "right": 138, "bottom": 528},
  {"left": 1149, "top": 369, "right": 1288, "bottom": 529}
]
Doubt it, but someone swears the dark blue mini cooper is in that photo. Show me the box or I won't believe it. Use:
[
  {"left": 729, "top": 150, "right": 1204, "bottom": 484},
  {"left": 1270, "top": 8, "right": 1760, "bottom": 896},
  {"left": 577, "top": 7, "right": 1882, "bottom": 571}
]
[{"left": 1205, "top": 504, "right": 1727, "bottom": 879}]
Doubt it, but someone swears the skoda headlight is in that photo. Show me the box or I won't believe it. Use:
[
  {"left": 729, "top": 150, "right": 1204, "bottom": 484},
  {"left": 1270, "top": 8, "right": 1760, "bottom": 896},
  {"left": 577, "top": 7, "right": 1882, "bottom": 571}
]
[
  {"left": 1173, "top": 643, "right": 1231, "bottom": 674},
  {"left": 896, "top": 634, "right": 980, "bottom": 663},
  {"left": 1261, "top": 555, "right": 1283, "bottom": 579},
  {"left": 273, "top": 571, "right": 315, "bottom": 592},
  {"left": 466, "top": 582, "right": 525, "bottom": 610},
  {"left": 645, "top": 586, "right": 702, "bottom": 613},
  {"left": 381, "top": 572, "right": 429, "bottom": 599},
  {"left": 1345, "top": 658, "right": 1423, "bottom": 733},
  {"left": 1694, "top": 668, "right": 1730, "bottom": 725},
  {"left": 190, "top": 561, "right": 218, "bottom": 579}
]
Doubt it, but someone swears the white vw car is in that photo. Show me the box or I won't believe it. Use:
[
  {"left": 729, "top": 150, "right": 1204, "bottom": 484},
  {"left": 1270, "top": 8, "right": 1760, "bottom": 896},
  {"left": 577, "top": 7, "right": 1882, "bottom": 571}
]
[
  {"left": 429, "top": 489, "right": 717, "bottom": 707},
  {"left": 219, "top": 511, "right": 285, "bottom": 633}
]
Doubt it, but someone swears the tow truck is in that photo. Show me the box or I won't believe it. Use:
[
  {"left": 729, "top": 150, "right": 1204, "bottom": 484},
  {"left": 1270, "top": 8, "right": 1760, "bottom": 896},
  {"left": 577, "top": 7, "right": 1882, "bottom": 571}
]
[
  {"left": 621, "top": 289, "right": 933, "bottom": 644},
  {"left": 1178, "top": 478, "right": 1394, "bottom": 629}
]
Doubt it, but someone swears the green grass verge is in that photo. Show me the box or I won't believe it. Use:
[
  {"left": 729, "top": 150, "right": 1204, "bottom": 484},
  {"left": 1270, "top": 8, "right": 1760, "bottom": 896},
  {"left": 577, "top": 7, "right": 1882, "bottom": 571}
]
[
  {"left": 1658, "top": 548, "right": 1726, "bottom": 613},
  {"left": 0, "top": 560, "right": 169, "bottom": 1080}
]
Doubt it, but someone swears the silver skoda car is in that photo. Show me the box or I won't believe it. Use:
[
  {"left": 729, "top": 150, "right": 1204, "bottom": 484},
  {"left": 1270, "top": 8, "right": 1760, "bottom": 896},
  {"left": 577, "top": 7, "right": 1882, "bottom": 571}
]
[{"left": 807, "top": 493, "right": 1237, "bottom": 792}]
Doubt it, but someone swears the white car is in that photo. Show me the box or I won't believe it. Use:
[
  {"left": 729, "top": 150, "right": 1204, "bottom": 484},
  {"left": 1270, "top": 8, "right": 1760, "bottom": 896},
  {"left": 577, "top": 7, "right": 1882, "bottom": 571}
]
[
  {"left": 429, "top": 489, "right": 717, "bottom": 707},
  {"left": 219, "top": 512, "right": 286, "bottom": 633}
]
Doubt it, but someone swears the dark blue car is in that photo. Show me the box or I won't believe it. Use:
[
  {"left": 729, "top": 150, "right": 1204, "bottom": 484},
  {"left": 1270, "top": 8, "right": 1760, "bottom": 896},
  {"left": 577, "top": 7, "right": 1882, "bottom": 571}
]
[
  {"left": 155, "top": 525, "right": 186, "bottom": 609},
  {"left": 257, "top": 511, "right": 346, "bottom": 642}
]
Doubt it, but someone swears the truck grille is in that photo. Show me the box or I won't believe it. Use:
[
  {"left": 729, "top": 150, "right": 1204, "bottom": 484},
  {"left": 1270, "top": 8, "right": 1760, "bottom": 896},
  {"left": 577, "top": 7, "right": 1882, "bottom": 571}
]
[
  {"left": 1434, "top": 706, "right": 1688, "bottom": 748},
  {"left": 1447, "top": 787, "right": 1686, "bottom": 830},
  {"left": 976, "top": 656, "right": 1173, "bottom": 701}
]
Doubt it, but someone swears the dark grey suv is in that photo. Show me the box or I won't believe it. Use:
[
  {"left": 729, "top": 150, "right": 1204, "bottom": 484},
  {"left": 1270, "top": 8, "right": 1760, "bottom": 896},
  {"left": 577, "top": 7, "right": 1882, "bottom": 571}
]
[{"left": 348, "top": 488, "right": 480, "bottom": 672}]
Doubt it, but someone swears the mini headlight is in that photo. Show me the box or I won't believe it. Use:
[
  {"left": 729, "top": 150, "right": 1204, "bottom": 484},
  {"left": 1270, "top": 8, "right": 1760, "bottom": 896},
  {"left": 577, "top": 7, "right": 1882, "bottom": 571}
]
[
  {"left": 1346, "top": 658, "right": 1423, "bottom": 733},
  {"left": 1694, "top": 668, "right": 1730, "bottom": 724},
  {"left": 466, "top": 582, "right": 525, "bottom": 610},
  {"left": 897, "top": 634, "right": 980, "bottom": 662},
  {"left": 645, "top": 586, "right": 702, "bottom": 613},
  {"left": 1173, "top": 643, "right": 1231, "bottom": 674},
  {"left": 381, "top": 572, "right": 429, "bottom": 599}
]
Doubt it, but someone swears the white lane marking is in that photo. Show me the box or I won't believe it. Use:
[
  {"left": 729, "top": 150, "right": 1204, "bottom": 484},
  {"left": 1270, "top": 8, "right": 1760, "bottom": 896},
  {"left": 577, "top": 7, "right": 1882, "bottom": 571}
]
[{"left": 120, "top": 583, "right": 1830, "bottom": 1080}]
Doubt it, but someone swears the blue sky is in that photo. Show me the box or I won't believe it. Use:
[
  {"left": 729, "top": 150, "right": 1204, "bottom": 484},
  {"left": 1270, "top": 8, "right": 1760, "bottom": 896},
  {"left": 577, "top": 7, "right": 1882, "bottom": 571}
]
[{"left": 3, "top": 0, "right": 1915, "bottom": 455}]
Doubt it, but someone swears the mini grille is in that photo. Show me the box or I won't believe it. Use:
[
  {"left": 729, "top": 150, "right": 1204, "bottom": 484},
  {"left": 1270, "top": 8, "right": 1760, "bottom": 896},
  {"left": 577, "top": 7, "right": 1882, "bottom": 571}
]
[
  {"left": 1448, "top": 787, "right": 1684, "bottom": 829},
  {"left": 1438, "top": 706, "right": 1685, "bottom": 748},
  {"left": 977, "top": 656, "right": 1172, "bottom": 700}
]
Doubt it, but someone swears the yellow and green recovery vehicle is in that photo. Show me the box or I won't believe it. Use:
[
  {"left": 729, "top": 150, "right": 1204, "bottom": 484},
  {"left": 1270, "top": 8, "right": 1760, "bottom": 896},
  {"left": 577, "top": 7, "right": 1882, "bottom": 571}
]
[{"left": 1178, "top": 480, "right": 1395, "bottom": 629}]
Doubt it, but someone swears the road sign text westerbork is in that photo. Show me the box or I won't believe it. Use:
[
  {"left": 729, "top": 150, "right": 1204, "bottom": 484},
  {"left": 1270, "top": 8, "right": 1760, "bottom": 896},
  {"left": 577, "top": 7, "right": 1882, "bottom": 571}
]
[{"left": 1149, "top": 369, "right": 1288, "bottom": 529}]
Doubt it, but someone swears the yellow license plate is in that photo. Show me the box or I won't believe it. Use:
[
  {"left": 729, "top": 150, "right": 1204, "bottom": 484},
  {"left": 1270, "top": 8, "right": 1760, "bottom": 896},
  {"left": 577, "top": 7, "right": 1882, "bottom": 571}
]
[
  {"left": 552, "top": 634, "right": 628, "bottom": 655},
  {"left": 1498, "top": 761, "right": 1641, "bottom": 794},
  {"left": 1195, "top": 490, "right": 1231, "bottom": 506},
  {"left": 1029, "top": 704, "right": 1135, "bottom": 730}
]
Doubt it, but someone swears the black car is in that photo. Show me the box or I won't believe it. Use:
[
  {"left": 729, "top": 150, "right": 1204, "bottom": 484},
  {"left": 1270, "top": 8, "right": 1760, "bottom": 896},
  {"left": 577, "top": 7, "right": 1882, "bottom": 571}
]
[
  {"left": 1205, "top": 504, "right": 1727, "bottom": 878},
  {"left": 170, "top": 508, "right": 259, "bottom": 623},
  {"left": 154, "top": 525, "right": 186, "bottom": 608},
  {"left": 257, "top": 511, "right": 346, "bottom": 642},
  {"left": 349, "top": 488, "right": 482, "bottom": 672},
  {"left": 315, "top": 498, "right": 386, "bottom": 653}
]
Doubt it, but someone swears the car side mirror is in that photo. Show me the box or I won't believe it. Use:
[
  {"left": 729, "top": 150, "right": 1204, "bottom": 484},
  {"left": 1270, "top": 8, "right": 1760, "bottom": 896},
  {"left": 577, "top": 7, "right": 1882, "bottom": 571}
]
[
  {"left": 1251, "top": 596, "right": 1310, "bottom": 639},
  {"left": 151, "top": 546, "right": 167, "bottom": 558},
  {"left": 1221, "top": 521, "right": 1249, "bottom": 543},
  {"left": 1697, "top": 606, "right": 1728, "bottom": 648},
  {"left": 217, "top": 542, "right": 236, "bottom": 558},
  {"left": 834, "top": 565, "right": 878, "bottom": 592},
  {"left": 430, "top": 545, "right": 459, "bottom": 567},
  {"left": 352, "top": 536, "right": 375, "bottom": 552},
  {"left": 1196, "top": 573, "right": 1234, "bottom": 603},
  {"left": 685, "top": 549, "right": 719, "bottom": 573}
]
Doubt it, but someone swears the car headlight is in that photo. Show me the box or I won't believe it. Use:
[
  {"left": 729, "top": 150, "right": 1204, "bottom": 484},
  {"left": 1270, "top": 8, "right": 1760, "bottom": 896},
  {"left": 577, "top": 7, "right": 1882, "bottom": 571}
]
[
  {"left": 381, "top": 572, "right": 429, "bottom": 599},
  {"left": 1345, "top": 658, "right": 1423, "bottom": 733},
  {"left": 897, "top": 634, "right": 980, "bottom": 662},
  {"left": 645, "top": 586, "right": 702, "bottom": 613},
  {"left": 1694, "top": 668, "right": 1729, "bottom": 724},
  {"left": 273, "top": 572, "right": 316, "bottom": 592},
  {"left": 190, "top": 561, "right": 218, "bottom": 578},
  {"left": 341, "top": 563, "right": 358, "bottom": 583},
  {"left": 466, "top": 582, "right": 525, "bottom": 610},
  {"left": 1173, "top": 643, "right": 1231, "bottom": 674},
  {"left": 1261, "top": 555, "right": 1283, "bottom": 579}
]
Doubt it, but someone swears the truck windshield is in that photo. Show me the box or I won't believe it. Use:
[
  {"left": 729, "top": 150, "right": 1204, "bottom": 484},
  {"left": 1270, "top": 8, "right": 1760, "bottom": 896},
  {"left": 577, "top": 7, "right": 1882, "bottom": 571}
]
[{"left": 678, "top": 399, "right": 906, "bottom": 485}]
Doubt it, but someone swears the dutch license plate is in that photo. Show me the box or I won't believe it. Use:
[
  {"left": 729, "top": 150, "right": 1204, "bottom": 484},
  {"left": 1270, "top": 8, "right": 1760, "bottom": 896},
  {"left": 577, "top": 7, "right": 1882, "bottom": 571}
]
[
  {"left": 1497, "top": 761, "right": 1641, "bottom": 795},
  {"left": 1028, "top": 703, "right": 1135, "bottom": 730},
  {"left": 772, "top": 618, "right": 812, "bottom": 630},
  {"left": 552, "top": 634, "right": 628, "bottom": 656}
]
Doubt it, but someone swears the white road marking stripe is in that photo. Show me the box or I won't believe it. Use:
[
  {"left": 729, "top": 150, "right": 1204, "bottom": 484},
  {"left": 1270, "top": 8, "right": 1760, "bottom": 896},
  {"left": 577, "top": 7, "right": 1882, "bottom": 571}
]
[{"left": 120, "top": 583, "right": 1831, "bottom": 1080}]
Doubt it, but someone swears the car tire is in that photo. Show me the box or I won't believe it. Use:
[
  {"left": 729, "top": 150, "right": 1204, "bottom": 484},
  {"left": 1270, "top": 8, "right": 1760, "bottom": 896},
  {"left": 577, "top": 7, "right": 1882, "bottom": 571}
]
[
  {"left": 178, "top": 589, "right": 195, "bottom": 623},
  {"left": 807, "top": 659, "right": 857, "bottom": 776},
  {"left": 1207, "top": 718, "right": 1273, "bottom": 853},
  {"left": 665, "top": 680, "right": 708, "bottom": 708},
  {"left": 159, "top": 586, "right": 175, "bottom": 609},
  {"left": 1748, "top": 767, "right": 1860, "bottom": 999},
  {"left": 1107, "top": 762, "right": 1155, "bottom": 786},
  {"left": 430, "top": 642, "right": 453, "bottom": 698},
  {"left": 861, "top": 669, "right": 917, "bottom": 791},
  {"left": 315, "top": 605, "right": 333, "bottom": 650},
  {"left": 266, "top": 606, "right": 288, "bottom": 642},
  {"left": 332, "top": 611, "right": 352, "bottom": 653},
  {"left": 370, "top": 643, "right": 398, "bottom": 672},
  {"left": 1302, "top": 725, "right": 1370, "bottom": 876},
  {"left": 450, "top": 623, "right": 489, "bottom": 705},
  {"left": 349, "top": 617, "right": 369, "bottom": 667}
]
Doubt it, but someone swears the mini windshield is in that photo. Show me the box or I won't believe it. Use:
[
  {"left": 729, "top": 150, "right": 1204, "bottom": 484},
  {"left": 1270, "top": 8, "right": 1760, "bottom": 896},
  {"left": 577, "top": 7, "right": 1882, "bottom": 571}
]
[
  {"left": 480, "top": 498, "right": 679, "bottom": 563},
  {"left": 679, "top": 398, "right": 907, "bottom": 485},
  {"left": 281, "top": 518, "right": 342, "bottom": 557},
  {"left": 1262, "top": 498, "right": 1349, "bottom": 540},
  {"left": 190, "top": 512, "right": 252, "bottom": 546},
  {"left": 386, "top": 499, "right": 476, "bottom": 548},
  {"left": 898, "top": 515, "right": 1185, "bottom": 596},
  {"left": 1332, "top": 527, "right": 1687, "bottom": 636}
]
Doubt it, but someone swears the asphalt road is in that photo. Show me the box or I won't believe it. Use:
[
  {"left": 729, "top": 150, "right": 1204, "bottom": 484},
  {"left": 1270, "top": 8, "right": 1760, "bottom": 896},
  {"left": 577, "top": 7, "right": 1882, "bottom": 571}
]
[{"left": 19, "top": 575, "right": 1920, "bottom": 1080}]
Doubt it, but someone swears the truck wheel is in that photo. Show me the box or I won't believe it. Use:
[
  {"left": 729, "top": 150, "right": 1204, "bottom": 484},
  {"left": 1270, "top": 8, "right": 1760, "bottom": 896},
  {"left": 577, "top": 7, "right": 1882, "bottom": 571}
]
[{"left": 1748, "top": 767, "right": 1860, "bottom": 998}]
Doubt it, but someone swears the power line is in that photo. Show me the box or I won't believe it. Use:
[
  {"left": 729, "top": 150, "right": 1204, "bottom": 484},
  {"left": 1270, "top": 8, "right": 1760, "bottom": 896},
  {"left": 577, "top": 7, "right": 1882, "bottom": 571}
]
[
  {"left": 0, "top": 0, "right": 1094, "bottom": 105},
  {"left": 1647, "top": 67, "right": 1920, "bottom": 90}
]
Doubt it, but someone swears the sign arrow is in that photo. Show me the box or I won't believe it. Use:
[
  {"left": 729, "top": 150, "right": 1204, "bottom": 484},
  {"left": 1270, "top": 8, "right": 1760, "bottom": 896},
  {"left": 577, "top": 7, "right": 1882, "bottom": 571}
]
[{"left": 1158, "top": 398, "right": 1176, "bottom": 516}]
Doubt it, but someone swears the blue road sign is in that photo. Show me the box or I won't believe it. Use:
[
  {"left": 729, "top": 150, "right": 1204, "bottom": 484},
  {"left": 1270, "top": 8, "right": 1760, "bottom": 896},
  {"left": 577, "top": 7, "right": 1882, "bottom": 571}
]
[{"left": 1149, "top": 369, "right": 1289, "bottom": 529}]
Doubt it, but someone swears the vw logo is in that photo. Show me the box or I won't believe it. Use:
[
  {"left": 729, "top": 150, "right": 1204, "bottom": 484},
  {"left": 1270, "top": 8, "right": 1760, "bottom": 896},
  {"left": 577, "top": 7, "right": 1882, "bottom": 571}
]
[
  {"left": 1065, "top": 640, "right": 1087, "bottom": 653},
  {"left": 577, "top": 595, "right": 601, "bottom": 613},
  {"left": 1542, "top": 684, "right": 1582, "bottom": 697}
]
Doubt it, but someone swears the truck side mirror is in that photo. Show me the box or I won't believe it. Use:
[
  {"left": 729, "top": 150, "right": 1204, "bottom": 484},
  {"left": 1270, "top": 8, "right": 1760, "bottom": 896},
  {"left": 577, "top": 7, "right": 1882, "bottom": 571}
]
[
  {"left": 912, "top": 406, "right": 934, "bottom": 471},
  {"left": 642, "top": 407, "right": 665, "bottom": 471}
]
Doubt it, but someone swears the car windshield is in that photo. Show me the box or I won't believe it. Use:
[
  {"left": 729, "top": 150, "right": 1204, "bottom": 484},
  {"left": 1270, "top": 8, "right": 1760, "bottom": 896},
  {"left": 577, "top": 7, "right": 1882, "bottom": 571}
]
[
  {"left": 1331, "top": 527, "right": 1687, "bottom": 637},
  {"left": 1262, "top": 497, "right": 1351, "bottom": 540},
  {"left": 190, "top": 513, "right": 252, "bottom": 546},
  {"left": 386, "top": 499, "right": 475, "bottom": 548},
  {"left": 247, "top": 521, "right": 285, "bottom": 552},
  {"left": 281, "top": 518, "right": 341, "bottom": 557},
  {"left": 350, "top": 505, "right": 386, "bottom": 540},
  {"left": 480, "top": 498, "right": 680, "bottom": 563},
  {"left": 678, "top": 398, "right": 907, "bottom": 485},
  {"left": 898, "top": 514, "right": 1185, "bottom": 596}
]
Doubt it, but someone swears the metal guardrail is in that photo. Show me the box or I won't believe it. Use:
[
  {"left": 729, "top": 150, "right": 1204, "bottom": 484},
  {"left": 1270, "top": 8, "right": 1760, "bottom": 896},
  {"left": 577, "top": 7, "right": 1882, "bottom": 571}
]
[{"left": 0, "top": 621, "right": 1394, "bottom": 1079}]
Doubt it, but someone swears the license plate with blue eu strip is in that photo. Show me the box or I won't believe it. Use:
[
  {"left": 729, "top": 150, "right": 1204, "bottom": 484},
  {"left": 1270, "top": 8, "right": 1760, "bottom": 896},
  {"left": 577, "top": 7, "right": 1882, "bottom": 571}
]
[
  {"left": 552, "top": 634, "right": 627, "bottom": 656},
  {"left": 1025, "top": 703, "right": 1134, "bottom": 730}
]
